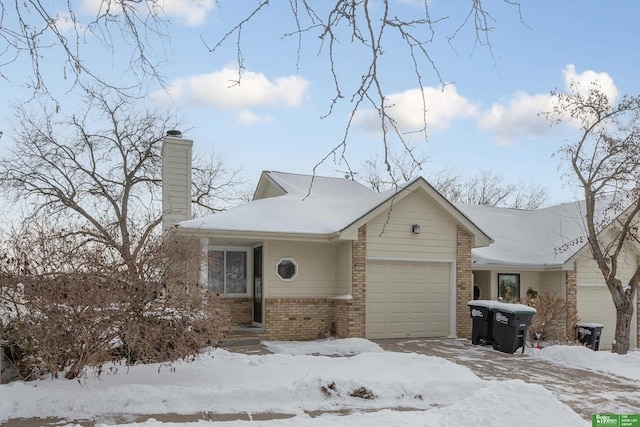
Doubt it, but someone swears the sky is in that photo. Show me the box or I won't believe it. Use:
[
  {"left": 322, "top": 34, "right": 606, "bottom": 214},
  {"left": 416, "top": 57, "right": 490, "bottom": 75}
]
[
  {"left": 1, "top": 1, "right": 640, "bottom": 206},
  {"left": 7, "top": 337, "right": 640, "bottom": 425}
]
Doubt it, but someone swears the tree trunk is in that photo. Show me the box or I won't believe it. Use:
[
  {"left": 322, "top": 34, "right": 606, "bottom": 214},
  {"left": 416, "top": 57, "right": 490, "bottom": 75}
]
[{"left": 613, "top": 298, "right": 634, "bottom": 354}]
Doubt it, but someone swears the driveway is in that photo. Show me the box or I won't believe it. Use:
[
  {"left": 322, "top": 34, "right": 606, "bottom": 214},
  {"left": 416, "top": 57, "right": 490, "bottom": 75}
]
[{"left": 374, "top": 338, "right": 640, "bottom": 421}]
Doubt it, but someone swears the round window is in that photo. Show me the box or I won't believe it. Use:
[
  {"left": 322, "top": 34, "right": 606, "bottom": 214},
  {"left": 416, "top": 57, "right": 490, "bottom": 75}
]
[{"left": 276, "top": 258, "right": 298, "bottom": 281}]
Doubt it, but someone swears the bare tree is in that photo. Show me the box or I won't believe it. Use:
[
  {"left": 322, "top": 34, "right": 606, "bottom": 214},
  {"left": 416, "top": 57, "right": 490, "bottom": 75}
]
[
  {"left": 2, "top": 1, "right": 525, "bottom": 182},
  {"left": 358, "top": 145, "right": 429, "bottom": 192},
  {"left": 209, "top": 0, "right": 522, "bottom": 180},
  {"left": 547, "top": 81, "right": 640, "bottom": 354},
  {"left": 0, "top": 89, "right": 242, "bottom": 279},
  {"left": 431, "top": 169, "right": 547, "bottom": 209},
  {"left": 361, "top": 155, "right": 548, "bottom": 209},
  {"left": 0, "top": 0, "right": 169, "bottom": 97},
  {"left": 0, "top": 227, "right": 230, "bottom": 381}
]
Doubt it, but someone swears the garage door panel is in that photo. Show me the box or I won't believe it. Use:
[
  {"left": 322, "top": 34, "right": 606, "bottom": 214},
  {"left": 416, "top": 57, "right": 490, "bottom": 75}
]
[
  {"left": 577, "top": 285, "right": 618, "bottom": 350},
  {"left": 366, "top": 261, "right": 451, "bottom": 339}
]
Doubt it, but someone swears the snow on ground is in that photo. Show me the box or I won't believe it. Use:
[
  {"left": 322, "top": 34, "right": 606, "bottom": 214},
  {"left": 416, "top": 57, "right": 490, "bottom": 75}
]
[
  {"left": 0, "top": 338, "right": 598, "bottom": 426},
  {"left": 530, "top": 345, "right": 640, "bottom": 382}
]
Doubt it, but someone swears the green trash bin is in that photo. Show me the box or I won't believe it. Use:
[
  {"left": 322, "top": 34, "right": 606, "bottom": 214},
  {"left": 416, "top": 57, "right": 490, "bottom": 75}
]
[{"left": 491, "top": 302, "right": 537, "bottom": 354}]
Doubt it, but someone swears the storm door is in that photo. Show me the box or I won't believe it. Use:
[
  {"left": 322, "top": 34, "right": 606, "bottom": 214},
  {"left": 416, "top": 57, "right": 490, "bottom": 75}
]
[{"left": 253, "top": 246, "right": 263, "bottom": 324}]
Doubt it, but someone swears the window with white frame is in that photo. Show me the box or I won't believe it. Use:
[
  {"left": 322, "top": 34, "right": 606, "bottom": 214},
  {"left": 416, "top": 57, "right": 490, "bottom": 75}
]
[{"left": 208, "top": 247, "right": 250, "bottom": 296}]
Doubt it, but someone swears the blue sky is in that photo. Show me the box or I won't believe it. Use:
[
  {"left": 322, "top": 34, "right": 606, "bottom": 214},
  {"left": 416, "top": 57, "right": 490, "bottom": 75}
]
[{"left": 1, "top": 0, "right": 639, "bottom": 205}]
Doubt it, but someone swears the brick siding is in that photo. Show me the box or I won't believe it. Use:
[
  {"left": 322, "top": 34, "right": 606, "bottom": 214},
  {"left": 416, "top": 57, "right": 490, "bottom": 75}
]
[
  {"left": 565, "top": 262, "right": 578, "bottom": 339},
  {"left": 225, "top": 298, "right": 253, "bottom": 325},
  {"left": 348, "top": 225, "right": 367, "bottom": 338},
  {"left": 261, "top": 298, "right": 335, "bottom": 341},
  {"left": 456, "top": 225, "right": 473, "bottom": 339}
]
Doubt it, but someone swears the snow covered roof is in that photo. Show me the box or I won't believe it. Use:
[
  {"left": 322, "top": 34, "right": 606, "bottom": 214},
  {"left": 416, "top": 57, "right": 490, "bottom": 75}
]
[
  {"left": 176, "top": 171, "right": 490, "bottom": 245},
  {"left": 457, "top": 201, "right": 589, "bottom": 269},
  {"left": 177, "top": 171, "right": 405, "bottom": 237},
  {"left": 177, "top": 171, "right": 620, "bottom": 267}
]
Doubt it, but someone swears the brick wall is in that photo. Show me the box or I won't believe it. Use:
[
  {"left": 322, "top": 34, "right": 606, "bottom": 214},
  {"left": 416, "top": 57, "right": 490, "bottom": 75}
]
[
  {"left": 349, "top": 225, "right": 367, "bottom": 338},
  {"left": 565, "top": 262, "right": 578, "bottom": 338},
  {"left": 456, "top": 225, "right": 473, "bottom": 339},
  {"left": 333, "top": 299, "right": 354, "bottom": 338},
  {"left": 261, "top": 298, "right": 335, "bottom": 341},
  {"left": 226, "top": 298, "right": 253, "bottom": 325}
]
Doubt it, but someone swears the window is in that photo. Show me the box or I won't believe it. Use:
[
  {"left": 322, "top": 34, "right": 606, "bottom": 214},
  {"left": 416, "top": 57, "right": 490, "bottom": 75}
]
[
  {"left": 497, "top": 273, "right": 520, "bottom": 303},
  {"left": 276, "top": 258, "right": 298, "bottom": 281},
  {"left": 208, "top": 247, "right": 250, "bottom": 296}
]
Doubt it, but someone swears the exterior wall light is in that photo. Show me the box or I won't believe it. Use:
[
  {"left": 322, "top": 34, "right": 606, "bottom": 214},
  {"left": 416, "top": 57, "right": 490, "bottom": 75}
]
[{"left": 412, "top": 224, "right": 420, "bottom": 234}]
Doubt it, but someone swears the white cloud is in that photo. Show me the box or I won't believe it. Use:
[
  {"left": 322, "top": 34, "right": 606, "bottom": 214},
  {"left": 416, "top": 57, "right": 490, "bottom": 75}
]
[
  {"left": 236, "top": 109, "right": 273, "bottom": 126},
  {"left": 150, "top": 64, "right": 309, "bottom": 110},
  {"left": 353, "top": 85, "right": 478, "bottom": 134},
  {"left": 159, "top": 0, "right": 215, "bottom": 27},
  {"left": 562, "top": 64, "right": 618, "bottom": 102},
  {"left": 479, "top": 92, "right": 556, "bottom": 146},
  {"left": 81, "top": 0, "right": 215, "bottom": 27},
  {"left": 478, "top": 65, "right": 620, "bottom": 145}
]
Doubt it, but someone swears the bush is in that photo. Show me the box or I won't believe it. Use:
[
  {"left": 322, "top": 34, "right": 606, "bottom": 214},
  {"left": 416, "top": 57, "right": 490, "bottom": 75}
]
[
  {"left": 521, "top": 291, "right": 579, "bottom": 343},
  {"left": 1, "top": 236, "right": 231, "bottom": 381}
]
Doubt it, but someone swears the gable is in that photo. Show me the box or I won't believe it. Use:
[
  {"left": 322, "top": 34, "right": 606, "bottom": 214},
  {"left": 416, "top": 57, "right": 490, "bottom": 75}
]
[
  {"left": 253, "top": 171, "right": 286, "bottom": 200},
  {"left": 367, "top": 190, "right": 457, "bottom": 260},
  {"left": 340, "top": 177, "right": 492, "bottom": 248}
]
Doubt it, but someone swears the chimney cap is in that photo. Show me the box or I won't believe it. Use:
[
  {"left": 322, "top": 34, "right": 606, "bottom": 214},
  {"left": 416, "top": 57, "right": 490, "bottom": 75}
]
[{"left": 166, "top": 129, "right": 182, "bottom": 138}]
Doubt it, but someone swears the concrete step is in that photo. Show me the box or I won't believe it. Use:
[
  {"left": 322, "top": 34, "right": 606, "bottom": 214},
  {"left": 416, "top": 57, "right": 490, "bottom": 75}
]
[{"left": 223, "top": 335, "right": 262, "bottom": 347}]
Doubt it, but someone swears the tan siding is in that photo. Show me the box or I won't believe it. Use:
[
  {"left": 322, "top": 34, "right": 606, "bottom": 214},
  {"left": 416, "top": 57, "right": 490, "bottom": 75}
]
[
  {"left": 577, "top": 285, "right": 617, "bottom": 350},
  {"left": 539, "top": 271, "right": 564, "bottom": 294},
  {"left": 575, "top": 245, "right": 639, "bottom": 285},
  {"left": 475, "top": 270, "right": 564, "bottom": 300},
  {"left": 335, "top": 241, "right": 351, "bottom": 296},
  {"left": 574, "top": 239, "right": 639, "bottom": 349},
  {"left": 367, "top": 191, "right": 456, "bottom": 260},
  {"left": 161, "top": 139, "right": 192, "bottom": 229},
  {"left": 261, "top": 185, "right": 285, "bottom": 199},
  {"left": 266, "top": 241, "right": 336, "bottom": 298}
]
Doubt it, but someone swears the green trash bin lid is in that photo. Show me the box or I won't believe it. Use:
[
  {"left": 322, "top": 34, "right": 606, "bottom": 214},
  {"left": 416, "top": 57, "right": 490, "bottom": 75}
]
[{"left": 491, "top": 301, "right": 537, "bottom": 314}]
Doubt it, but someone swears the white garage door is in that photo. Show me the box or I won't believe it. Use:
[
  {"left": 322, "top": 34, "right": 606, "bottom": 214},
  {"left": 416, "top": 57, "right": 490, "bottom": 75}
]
[
  {"left": 366, "top": 261, "right": 451, "bottom": 339},
  {"left": 577, "top": 285, "right": 618, "bottom": 350}
]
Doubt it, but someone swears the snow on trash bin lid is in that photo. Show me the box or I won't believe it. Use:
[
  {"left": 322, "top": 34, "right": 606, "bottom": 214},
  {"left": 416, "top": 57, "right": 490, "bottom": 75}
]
[
  {"left": 467, "top": 300, "right": 536, "bottom": 314},
  {"left": 467, "top": 300, "right": 497, "bottom": 309},
  {"left": 576, "top": 322, "right": 604, "bottom": 328}
]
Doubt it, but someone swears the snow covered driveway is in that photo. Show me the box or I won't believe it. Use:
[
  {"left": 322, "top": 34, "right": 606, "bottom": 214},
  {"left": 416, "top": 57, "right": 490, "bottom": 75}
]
[{"left": 376, "top": 338, "right": 640, "bottom": 421}]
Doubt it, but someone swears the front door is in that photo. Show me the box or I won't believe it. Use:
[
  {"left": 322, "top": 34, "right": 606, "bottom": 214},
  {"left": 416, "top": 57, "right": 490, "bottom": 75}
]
[{"left": 253, "top": 246, "right": 263, "bottom": 324}]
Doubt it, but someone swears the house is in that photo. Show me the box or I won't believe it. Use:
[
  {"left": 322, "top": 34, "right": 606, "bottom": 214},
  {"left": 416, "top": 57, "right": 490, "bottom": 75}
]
[
  {"left": 458, "top": 203, "right": 639, "bottom": 349},
  {"left": 162, "top": 133, "right": 491, "bottom": 341},
  {"left": 162, "top": 133, "right": 639, "bottom": 349}
]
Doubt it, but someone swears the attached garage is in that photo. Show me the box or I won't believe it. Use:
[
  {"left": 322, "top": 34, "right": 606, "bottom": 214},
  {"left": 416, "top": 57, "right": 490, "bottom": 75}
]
[
  {"left": 577, "top": 284, "right": 638, "bottom": 350},
  {"left": 366, "top": 260, "right": 452, "bottom": 339}
]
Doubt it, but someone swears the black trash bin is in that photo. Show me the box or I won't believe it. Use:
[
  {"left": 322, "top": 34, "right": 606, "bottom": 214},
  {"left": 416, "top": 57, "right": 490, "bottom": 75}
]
[
  {"left": 576, "top": 323, "right": 603, "bottom": 351},
  {"left": 468, "top": 300, "right": 495, "bottom": 346},
  {"left": 491, "top": 302, "right": 537, "bottom": 354}
]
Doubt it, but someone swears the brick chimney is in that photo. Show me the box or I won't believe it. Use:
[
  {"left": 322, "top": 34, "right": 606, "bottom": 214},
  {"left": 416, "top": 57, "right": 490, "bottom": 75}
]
[{"left": 161, "top": 130, "right": 192, "bottom": 230}]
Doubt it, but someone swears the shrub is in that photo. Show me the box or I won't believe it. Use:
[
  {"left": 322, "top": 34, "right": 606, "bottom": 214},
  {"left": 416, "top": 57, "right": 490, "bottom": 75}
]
[
  {"left": 521, "top": 291, "right": 579, "bottom": 343},
  {"left": 1, "top": 236, "right": 231, "bottom": 381}
]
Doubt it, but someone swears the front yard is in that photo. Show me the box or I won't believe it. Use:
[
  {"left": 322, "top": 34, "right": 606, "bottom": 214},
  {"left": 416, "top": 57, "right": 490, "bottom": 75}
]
[{"left": 2, "top": 338, "right": 639, "bottom": 426}]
